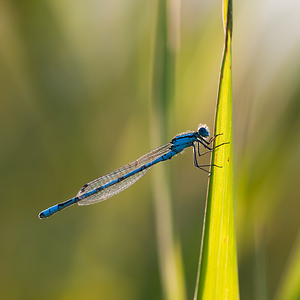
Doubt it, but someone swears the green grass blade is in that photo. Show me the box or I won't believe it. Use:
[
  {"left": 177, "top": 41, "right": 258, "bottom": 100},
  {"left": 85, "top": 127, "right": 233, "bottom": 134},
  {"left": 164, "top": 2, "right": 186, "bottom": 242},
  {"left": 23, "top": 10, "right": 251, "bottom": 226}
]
[
  {"left": 195, "top": 0, "right": 240, "bottom": 299},
  {"left": 150, "top": 1, "right": 186, "bottom": 299}
]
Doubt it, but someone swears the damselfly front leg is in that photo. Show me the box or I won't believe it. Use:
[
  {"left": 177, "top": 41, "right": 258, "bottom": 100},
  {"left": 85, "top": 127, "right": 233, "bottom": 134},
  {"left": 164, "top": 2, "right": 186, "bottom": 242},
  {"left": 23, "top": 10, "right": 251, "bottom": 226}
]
[
  {"left": 197, "top": 133, "right": 229, "bottom": 157},
  {"left": 205, "top": 133, "right": 223, "bottom": 145}
]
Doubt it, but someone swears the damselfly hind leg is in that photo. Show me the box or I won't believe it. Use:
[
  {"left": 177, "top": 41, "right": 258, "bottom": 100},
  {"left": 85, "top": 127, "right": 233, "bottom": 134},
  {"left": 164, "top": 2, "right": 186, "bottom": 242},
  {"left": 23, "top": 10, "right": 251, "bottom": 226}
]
[{"left": 193, "top": 144, "right": 210, "bottom": 173}]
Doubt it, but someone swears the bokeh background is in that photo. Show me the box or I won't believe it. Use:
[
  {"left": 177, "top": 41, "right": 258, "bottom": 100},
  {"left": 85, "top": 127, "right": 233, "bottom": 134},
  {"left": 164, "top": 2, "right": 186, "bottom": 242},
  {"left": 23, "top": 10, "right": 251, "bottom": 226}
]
[{"left": 1, "top": 0, "right": 300, "bottom": 299}]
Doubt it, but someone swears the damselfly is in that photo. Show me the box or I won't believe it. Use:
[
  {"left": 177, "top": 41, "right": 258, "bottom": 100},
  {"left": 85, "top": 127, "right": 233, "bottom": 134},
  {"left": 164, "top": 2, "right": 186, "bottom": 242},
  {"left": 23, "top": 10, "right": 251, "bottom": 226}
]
[{"left": 39, "top": 124, "right": 226, "bottom": 219}]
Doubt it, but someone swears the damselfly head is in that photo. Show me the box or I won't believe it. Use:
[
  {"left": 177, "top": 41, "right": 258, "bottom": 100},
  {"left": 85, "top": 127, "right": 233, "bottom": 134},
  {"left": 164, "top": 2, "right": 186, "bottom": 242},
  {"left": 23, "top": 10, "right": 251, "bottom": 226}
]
[{"left": 197, "top": 124, "right": 209, "bottom": 138}]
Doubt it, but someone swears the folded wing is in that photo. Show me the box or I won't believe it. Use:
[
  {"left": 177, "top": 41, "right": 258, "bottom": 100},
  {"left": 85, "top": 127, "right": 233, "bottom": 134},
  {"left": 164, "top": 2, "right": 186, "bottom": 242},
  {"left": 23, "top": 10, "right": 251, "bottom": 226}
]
[{"left": 77, "top": 143, "right": 172, "bottom": 205}]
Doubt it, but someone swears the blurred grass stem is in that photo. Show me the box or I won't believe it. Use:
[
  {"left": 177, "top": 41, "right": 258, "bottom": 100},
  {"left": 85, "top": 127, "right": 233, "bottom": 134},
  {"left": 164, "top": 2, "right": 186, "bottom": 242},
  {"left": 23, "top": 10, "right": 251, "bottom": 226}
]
[{"left": 149, "top": 0, "right": 186, "bottom": 300}]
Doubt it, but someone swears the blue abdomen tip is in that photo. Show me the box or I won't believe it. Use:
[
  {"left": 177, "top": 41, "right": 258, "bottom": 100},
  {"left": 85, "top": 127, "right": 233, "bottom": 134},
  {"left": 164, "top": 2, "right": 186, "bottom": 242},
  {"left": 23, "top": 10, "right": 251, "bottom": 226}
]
[{"left": 38, "top": 212, "right": 46, "bottom": 219}]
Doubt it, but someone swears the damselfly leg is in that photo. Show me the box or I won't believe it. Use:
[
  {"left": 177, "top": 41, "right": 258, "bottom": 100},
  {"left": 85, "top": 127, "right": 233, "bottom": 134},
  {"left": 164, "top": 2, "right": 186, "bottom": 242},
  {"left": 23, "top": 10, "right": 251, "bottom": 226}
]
[{"left": 193, "top": 134, "right": 229, "bottom": 174}]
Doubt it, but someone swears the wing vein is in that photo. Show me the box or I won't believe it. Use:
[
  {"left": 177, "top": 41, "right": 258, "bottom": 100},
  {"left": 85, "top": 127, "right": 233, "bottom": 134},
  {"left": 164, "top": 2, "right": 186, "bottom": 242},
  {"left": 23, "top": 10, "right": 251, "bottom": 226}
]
[{"left": 77, "top": 142, "right": 172, "bottom": 205}]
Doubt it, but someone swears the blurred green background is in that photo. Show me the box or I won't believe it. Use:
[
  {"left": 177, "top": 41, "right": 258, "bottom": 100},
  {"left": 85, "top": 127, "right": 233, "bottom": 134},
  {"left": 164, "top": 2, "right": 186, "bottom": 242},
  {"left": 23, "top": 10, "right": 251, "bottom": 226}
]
[{"left": 1, "top": 0, "right": 300, "bottom": 299}]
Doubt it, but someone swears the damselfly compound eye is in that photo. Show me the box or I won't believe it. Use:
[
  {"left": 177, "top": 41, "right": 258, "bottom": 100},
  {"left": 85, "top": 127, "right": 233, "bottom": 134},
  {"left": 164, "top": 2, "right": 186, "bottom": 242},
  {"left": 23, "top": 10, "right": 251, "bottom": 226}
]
[{"left": 198, "top": 124, "right": 209, "bottom": 137}]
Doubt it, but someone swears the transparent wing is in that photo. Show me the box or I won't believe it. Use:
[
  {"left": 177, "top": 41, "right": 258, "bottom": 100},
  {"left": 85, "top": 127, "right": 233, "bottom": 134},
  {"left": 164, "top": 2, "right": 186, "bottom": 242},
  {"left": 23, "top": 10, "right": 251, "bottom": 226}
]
[{"left": 77, "top": 142, "right": 172, "bottom": 205}]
